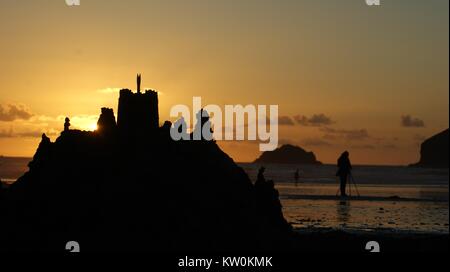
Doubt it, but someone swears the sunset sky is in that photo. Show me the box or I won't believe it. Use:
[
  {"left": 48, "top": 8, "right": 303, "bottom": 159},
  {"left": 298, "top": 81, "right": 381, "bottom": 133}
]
[{"left": 0, "top": 0, "right": 448, "bottom": 165}]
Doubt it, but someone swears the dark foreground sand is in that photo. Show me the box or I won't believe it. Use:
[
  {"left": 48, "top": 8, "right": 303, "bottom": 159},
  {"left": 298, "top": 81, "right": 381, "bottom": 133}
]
[{"left": 291, "top": 228, "right": 449, "bottom": 251}]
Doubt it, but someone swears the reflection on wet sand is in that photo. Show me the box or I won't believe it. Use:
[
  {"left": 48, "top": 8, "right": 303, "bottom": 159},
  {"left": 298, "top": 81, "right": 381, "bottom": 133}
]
[{"left": 337, "top": 200, "right": 351, "bottom": 225}]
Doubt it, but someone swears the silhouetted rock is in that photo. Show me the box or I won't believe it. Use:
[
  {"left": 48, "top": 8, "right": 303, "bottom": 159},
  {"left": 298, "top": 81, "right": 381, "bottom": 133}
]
[
  {"left": 410, "top": 129, "right": 449, "bottom": 168},
  {"left": 97, "top": 108, "right": 117, "bottom": 136},
  {"left": 254, "top": 167, "right": 291, "bottom": 233},
  {"left": 254, "top": 144, "right": 322, "bottom": 165},
  {"left": 0, "top": 76, "right": 292, "bottom": 251}
]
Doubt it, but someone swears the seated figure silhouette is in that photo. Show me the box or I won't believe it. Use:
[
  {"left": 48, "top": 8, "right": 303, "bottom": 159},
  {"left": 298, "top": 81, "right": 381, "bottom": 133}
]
[
  {"left": 255, "top": 166, "right": 266, "bottom": 186},
  {"left": 255, "top": 166, "right": 277, "bottom": 194},
  {"left": 254, "top": 166, "right": 290, "bottom": 232},
  {"left": 336, "top": 151, "right": 352, "bottom": 197}
]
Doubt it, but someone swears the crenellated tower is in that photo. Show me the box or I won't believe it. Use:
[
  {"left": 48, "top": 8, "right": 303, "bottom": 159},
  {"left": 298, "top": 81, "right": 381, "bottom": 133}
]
[{"left": 117, "top": 74, "right": 159, "bottom": 136}]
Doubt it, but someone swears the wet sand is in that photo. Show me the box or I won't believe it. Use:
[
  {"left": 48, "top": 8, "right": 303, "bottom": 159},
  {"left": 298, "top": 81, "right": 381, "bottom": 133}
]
[{"left": 278, "top": 183, "right": 449, "bottom": 233}]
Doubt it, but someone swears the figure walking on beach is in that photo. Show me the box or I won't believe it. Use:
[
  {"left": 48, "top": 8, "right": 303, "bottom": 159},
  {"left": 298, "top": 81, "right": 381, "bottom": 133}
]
[
  {"left": 294, "top": 169, "right": 300, "bottom": 187},
  {"left": 336, "top": 151, "right": 352, "bottom": 197}
]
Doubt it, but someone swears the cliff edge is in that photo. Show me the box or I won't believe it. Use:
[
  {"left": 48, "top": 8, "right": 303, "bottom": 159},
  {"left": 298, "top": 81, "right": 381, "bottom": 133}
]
[{"left": 410, "top": 129, "right": 449, "bottom": 168}]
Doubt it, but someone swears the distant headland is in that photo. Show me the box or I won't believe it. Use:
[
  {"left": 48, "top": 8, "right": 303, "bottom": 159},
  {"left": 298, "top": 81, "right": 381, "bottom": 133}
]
[
  {"left": 254, "top": 144, "right": 322, "bottom": 165},
  {"left": 411, "top": 129, "right": 449, "bottom": 168}
]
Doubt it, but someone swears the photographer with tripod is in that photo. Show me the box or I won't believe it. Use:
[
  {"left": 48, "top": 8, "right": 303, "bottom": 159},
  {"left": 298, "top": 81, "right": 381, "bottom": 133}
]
[{"left": 336, "top": 151, "right": 352, "bottom": 197}]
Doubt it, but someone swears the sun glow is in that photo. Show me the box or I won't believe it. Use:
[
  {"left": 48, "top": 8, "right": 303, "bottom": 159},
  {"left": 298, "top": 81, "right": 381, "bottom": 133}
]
[
  {"left": 68, "top": 115, "right": 99, "bottom": 131},
  {"left": 88, "top": 123, "right": 98, "bottom": 131}
]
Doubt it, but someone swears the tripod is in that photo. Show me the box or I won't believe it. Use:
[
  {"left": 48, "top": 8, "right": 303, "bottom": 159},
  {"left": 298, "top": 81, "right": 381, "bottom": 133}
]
[{"left": 336, "top": 173, "right": 360, "bottom": 197}]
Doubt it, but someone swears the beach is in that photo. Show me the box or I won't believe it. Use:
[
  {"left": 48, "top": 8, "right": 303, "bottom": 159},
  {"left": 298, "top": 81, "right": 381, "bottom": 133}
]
[{"left": 240, "top": 163, "right": 449, "bottom": 235}]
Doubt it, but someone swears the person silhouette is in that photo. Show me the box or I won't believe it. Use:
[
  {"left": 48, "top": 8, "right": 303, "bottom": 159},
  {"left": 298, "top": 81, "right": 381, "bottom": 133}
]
[
  {"left": 294, "top": 169, "right": 300, "bottom": 187},
  {"left": 256, "top": 166, "right": 266, "bottom": 186},
  {"left": 336, "top": 151, "right": 352, "bottom": 197},
  {"left": 64, "top": 117, "right": 71, "bottom": 132}
]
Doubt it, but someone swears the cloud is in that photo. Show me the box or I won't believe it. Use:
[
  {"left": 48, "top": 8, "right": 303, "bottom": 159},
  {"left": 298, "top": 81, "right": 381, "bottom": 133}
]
[
  {"left": 15, "top": 130, "right": 47, "bottom": 138},
  {"left": 0, "top": 104, "right": 34, "bottom": 122},
  {"left": 413, "top": 134, "right": 427, "bottom": 145},
  {"left": 401, "top": 115, "right": 425, "bottom": 128},
  {"left": 293, "top": 114, "right": 334, "bottom": 127},
  {"left": 320, "top": 127, "right": 370, "bottom": 141},
  {"left": 278, "top": 116, "right": 295, "bottom": 126},
  {"left": 0, "top": 127, "right": 58, "bottom": 138},
  {"left": 68, "top": 115, "right": 99, "bottom": 131},
  {"left": 322, "top": 133, "right": 338, "bottom": 140},
  {"left": 352, "top": 144, "right": 376, "bottom": 149},
  {"left": 0, "top": 127, "right": 13, "bottom": 138},
  {"left": 413, "top": 134, "right": 426, "bottom": 141},
  {"left": 278, "top": 138, "right": 295, "bottom": 145},
  {"left": 97, "top": 87, "right": 121, "bottom": 94},
  {"left": 0, "top": 113, "right": 98, "bottom": 139},
  {"left": 301, "top": 138, "right": 332, "bottom": 147},
  {"left": 383, "top": 144, "right": 397, "bottom": 149}
]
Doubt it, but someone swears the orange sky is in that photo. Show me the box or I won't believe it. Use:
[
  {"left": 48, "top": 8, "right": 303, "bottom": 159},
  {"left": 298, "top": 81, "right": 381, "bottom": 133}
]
[{"left": 0, "top": 0, "right": 448, "bottom": 165}]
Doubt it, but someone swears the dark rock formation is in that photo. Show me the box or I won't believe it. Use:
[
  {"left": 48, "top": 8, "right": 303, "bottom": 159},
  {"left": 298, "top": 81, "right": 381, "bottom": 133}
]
[
  {"left": 117, "top": 88, "right": 159, "bottom": 137},
  {"left": 254, "top": 144, "right": 322, "bottom": 165},
  {"left": 254, "top": 167, "right": 290, "bottom": 233},
  {"left": 411, "top": 129, "right": 449, "bottom": 168},
  {"left": 97, "top": 107, "right": 117, "bottom": 136},
  {"left": 0, "top": 79, "right": 292, "bottom": 251}
]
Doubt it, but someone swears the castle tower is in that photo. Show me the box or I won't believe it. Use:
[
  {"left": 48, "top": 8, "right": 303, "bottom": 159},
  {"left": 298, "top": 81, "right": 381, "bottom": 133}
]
[{"left": 117, "top": 75, "right": 159, "bottom": 136}]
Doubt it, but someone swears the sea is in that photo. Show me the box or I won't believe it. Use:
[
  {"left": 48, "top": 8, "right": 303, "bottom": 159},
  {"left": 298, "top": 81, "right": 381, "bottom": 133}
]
[{"left": 1, "top": 157, "right": 448, "bottom": 234}]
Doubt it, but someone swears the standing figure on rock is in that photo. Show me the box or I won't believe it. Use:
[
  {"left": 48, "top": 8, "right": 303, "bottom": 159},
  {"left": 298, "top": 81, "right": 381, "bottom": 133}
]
[{"left": 64, "top": 117, "right": 71, "bottom": 132}]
